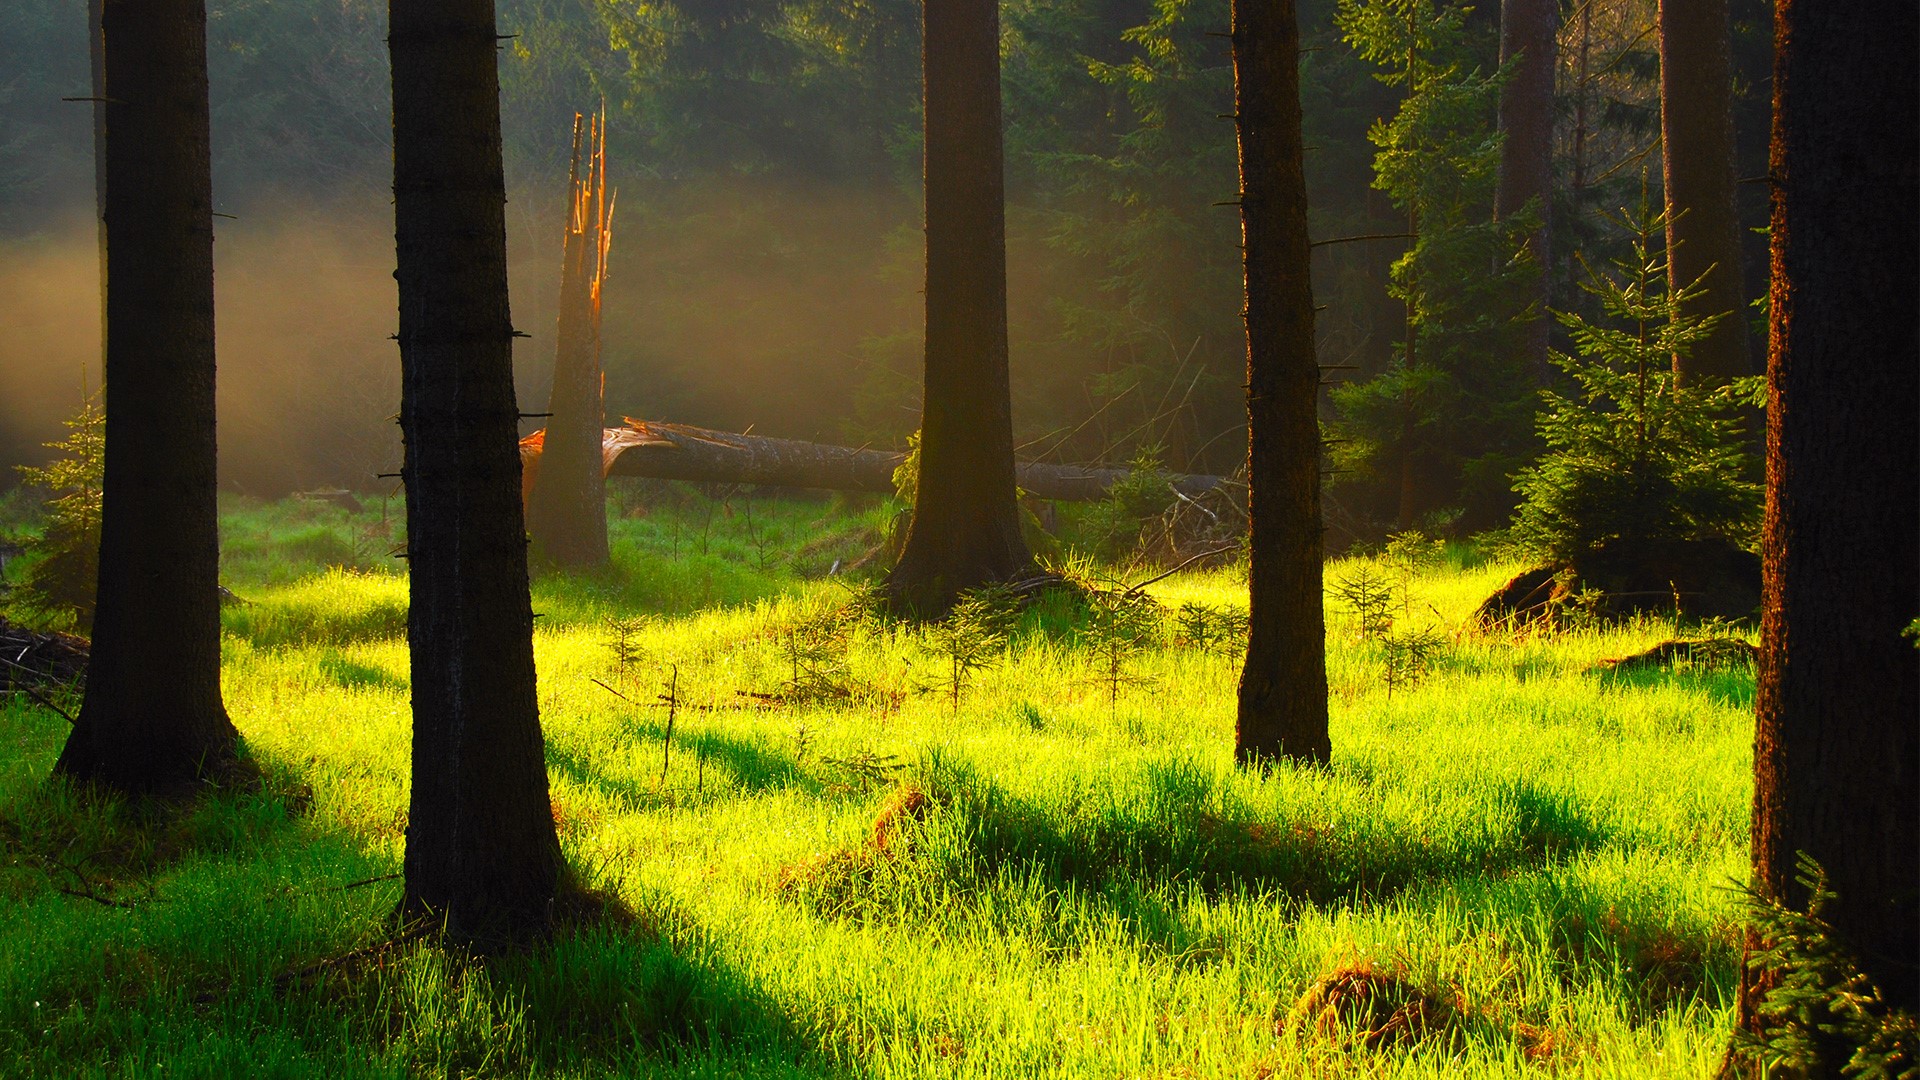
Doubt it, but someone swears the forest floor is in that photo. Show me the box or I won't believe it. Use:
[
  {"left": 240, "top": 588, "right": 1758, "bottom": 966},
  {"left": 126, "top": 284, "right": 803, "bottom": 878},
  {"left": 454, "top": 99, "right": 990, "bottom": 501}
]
[{"left": 0, "top": 486, "right": 1755, "bottom": 1078}]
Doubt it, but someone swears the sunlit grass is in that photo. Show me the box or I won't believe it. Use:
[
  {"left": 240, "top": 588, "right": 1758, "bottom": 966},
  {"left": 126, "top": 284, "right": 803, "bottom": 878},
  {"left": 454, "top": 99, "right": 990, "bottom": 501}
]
[{"left": 0, "top": 488, "right": 1754, "bottom": 1077}]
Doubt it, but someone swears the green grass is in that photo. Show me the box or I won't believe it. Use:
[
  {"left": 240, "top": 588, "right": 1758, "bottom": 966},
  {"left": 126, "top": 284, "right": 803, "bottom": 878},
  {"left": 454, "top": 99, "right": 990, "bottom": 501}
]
[{"left": 0, "top": 487, "right": 1755, "bottom": 1078}]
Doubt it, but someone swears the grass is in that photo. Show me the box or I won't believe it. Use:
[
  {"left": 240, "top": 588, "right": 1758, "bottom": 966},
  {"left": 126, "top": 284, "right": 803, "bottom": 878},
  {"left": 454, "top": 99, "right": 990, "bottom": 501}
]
[{"left": 0, "top": 483, "right": 1755, "bottom": 1077}]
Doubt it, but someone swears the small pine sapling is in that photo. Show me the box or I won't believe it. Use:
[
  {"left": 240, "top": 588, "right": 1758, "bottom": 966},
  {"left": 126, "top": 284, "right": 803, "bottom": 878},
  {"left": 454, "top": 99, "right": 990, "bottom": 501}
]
[
  {"left": 1384, "top": 531, "right": 1444, "bottom": 618},
  {"left": 1332, "top": 565, "right": 1397, "bottom": 641},
  {"left": 12, "top": 395, "right": 104, "bottom": 631},
  {"left": 1381, "top": 625, "right": 1445, "bottom": 696},
  {"left": 1731, "top": 854, "right": 1920, "bottom": 1079},
  {"left": 1083, "top": 590, "right": 1161, "bottom": 716},
  {"left": 927, "top": 592, "right": 1010, "bottom": 712},
  {"left": 780, "top": 614, "right": 855, "bottom": 705},
  {"left": 1174, "top": 602, "right": 1250, "bottom": 656},
  {"left": 1175, "top": 602, "right": 1220, "bottom": 651},
  {"left": 604, "top": 615, "right": 651, "bottom": 684}
]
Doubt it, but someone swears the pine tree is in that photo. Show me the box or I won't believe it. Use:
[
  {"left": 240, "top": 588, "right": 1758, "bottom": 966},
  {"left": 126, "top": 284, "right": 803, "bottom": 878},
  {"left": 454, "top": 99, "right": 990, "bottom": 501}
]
[{"left": 1510, "top": 202, "right": 1761, "bottom": 563}]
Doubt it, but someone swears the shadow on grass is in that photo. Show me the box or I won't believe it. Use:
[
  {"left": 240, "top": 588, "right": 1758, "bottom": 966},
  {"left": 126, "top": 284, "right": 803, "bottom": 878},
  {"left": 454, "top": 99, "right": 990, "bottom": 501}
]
[
  {"left": 0, "top": 742, "right": 323, "bottom": 909},
  {"left": 315, "top": 650, "right": 408, "bottom": 693},
  {"left": 783, "top": 757, "right": 1617, "bottom": 924},
  {"left": 1592, "top": 663, "right": 1756, "bottom": 710},
  {"left": 278, "top": 911, "right": 859, "bottom": 1079},
  {"left": 1453, "top": 871, "right": 1742, "bottom": 1020},
  {"left": 0, "top": 707, "right": 852, "bottom": 1078},
  {"left": 547, "top": 720, "right": 818, "bottom": 807},
  {"left": 948, "top": 759, "right": 1609, "bottom": 903}
]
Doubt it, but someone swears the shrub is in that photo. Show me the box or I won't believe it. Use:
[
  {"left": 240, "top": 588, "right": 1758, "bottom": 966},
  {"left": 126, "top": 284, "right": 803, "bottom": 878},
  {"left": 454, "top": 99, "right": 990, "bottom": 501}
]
[{"left": 1510, "top": 204, "right": 1763, "bottom": 563}]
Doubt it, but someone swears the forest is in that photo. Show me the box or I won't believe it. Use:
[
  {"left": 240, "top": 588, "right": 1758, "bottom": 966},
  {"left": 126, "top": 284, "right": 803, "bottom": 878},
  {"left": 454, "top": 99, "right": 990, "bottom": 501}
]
[{"left": 0, "top": 0, "right": 1911, "bottom": 1075}]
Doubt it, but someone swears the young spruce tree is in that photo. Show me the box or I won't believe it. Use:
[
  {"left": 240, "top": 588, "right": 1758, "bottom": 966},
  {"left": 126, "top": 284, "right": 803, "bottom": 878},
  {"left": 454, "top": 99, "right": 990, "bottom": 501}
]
[{"left": 1510, "top": 202, "right": 1761, "bottom": 564}]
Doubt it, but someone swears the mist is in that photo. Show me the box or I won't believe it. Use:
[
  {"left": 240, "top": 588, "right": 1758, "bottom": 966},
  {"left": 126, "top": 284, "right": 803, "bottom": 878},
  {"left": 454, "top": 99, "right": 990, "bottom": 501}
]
[{"left": 0, "top": 181, "right": 926, "bottom": 496}]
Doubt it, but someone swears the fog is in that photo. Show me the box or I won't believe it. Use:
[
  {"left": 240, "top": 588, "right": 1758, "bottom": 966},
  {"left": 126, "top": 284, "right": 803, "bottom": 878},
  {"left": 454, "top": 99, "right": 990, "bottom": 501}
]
[{"left": 0, "top": 179, "right": 947, "bottom": 496}]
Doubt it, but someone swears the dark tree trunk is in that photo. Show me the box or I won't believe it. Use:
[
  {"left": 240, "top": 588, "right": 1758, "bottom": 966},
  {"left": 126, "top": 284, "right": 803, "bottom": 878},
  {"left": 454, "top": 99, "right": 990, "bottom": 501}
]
[
  {"left": 87, "top": 0, "right": 106, "bottom": 364},
  {"left": 525, "top": 111, "right": 612, "bottom": 570},
  {"left": 1737, "top": 0, "right": 1920, "bottom": 1059},
  {"left": 1659, "top": 0, "right": 1752, "bottom": 384},
  {"left": 1569, "top": 1, "right": 1592, "bottom": 194},
  {"left": 1495, "top": 0, "right": 1556, "bottom": 382},
  {"left": 389, "top": 0, "right": 563, "bottom": 941},
  {"left": 886, "top": 0, "right": 1030, "bottom": 616},
  {"left": 55, "top": 0, "right": 237, "bottom": 795},
  {"left": 1231, "top": 0, "right": 1330, "bottom": 767}
]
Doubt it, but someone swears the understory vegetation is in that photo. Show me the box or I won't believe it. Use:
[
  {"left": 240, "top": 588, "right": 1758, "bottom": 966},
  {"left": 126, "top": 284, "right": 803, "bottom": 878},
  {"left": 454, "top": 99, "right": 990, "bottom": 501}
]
[{"left": 0, "top": 489, "right": 1756, "bottom": 1078}]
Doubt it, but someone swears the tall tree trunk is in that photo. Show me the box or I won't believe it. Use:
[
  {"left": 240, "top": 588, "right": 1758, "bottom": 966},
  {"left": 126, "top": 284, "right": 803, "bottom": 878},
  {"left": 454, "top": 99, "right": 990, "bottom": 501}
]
[
  {"left": 55, "top": 0, "right": 237, "bottom": 795},
  {"left": 885, "top": 0, "right": 1031, "bottom": 616},
  {"left": 87, "top": 0, "right": 106, "bottom": 372},
  {"left": 389, "top": 0, "right": 564, "bottom": 941},
  {"left": 525, "top": 110, "right": 613, "bottom": 570},
  {"left": 1737, "top": 0, "right": 1920, "bottom": 1060},
  {"left": 1569, "top": 0, "right": 1592, "bottom": 195},
  {"left": 1659, "top": 0, "right": 1751, "bottom": 384},
  {"left": 1495, "top": 0, "right": 1556, "bottom": 382},
  {"left": 1231, "top": 0, "right": 1330, "bottom": 767}
]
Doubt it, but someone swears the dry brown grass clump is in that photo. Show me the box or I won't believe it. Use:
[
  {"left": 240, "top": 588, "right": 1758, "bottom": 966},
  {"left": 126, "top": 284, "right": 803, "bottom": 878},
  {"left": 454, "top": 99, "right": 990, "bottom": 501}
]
[{"left": 1281, "top": 959, "right": 1464, "bottom": 1050}]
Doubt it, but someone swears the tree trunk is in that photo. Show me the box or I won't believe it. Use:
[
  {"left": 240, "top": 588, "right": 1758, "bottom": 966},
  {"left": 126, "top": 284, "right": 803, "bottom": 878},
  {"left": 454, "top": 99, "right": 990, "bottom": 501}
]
[
  {"left": 1737, "top": 0, "right": 1920, "bottom": 1061},
  {"left": 1659, "top": 0, "right": 1751, "bottom": 384},
  {"left": 1231, "top": 0, "right": 1330, "bottom": 767},
  {"left": 886, "top": 0, "right": 1031, "bottom": 616},
  {"left": 588, "top": 421, "right": 1227, "bottom": 502},
  {"left": 525, "top": 110, "right": 612, "bottom": 570},
  {"left": 55, "top": 0, "right": 237, "bottom": 795},
  {"left": 87, "top": 0, "right": 106, "bottom": 371},
  {"left": 389, "top": 0, "right": 563, "bottom": 942},
  {"left": 1495, "top": 0, "right": 1556, "bottom": 382}
]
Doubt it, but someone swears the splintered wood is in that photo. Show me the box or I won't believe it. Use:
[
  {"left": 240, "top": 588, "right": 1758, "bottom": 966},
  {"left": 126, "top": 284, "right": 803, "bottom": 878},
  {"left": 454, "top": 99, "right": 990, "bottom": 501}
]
[{"left": 563, "top": 106, "right": 614, "bottom": 336}]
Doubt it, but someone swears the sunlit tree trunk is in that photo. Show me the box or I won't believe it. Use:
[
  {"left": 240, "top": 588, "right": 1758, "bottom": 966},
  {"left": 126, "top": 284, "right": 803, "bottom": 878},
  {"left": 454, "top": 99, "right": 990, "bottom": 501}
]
[
  {"left": 1659, "top": 0, "right": 1751, "bottom": 384},
  {"left": 1495, "top": 0, "right": 1555, "bottom": 382},
  {"left": 55, "top": 0, "right": 238, "bottom": 795},
  {"left": 1231, "top": 0, "right": 1330, "bottom": 767},
  {"left": 389, "top": 0, "right": 564, "bottom": 941},
  {"left": 1736, "top": 0, "right": 1919, "bottom": 1063},
  {"left": 886, "top": 0, "right": 1031, "bottom": 616},
  {"left": 525, "top": 110, "right": 612, "bottom": 571}
]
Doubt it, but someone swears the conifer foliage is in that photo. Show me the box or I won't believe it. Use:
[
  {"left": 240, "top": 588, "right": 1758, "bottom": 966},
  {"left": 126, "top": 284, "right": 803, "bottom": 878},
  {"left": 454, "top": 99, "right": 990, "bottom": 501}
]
[
  {"left": 1510, "top": 204, "right": 1762, "bottom": 563},
  {"left": 11, "top": 396, "right": 103, "bottom": 631}
]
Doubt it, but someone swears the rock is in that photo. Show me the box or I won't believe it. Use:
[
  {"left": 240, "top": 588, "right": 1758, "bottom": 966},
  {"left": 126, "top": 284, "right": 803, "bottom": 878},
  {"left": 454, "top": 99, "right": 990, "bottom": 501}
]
[
  {"left": 1475, "top": 537, "right": 1761, "bottom": 628},
  {"left": 1592, "top": 637, "right": 1758, "bottom": 672},
  {"left": 1473, "top": 565, "right": 1561, "bottom": 627},
  {"left": 1570, "top": 537, "right": 1761, "bottom": 622}
]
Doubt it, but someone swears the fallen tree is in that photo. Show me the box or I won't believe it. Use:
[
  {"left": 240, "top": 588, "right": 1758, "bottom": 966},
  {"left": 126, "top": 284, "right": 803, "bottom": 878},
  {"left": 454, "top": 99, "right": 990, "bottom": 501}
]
[{"left": 522, "top": 420, "right": 1230, "bottom": 503}]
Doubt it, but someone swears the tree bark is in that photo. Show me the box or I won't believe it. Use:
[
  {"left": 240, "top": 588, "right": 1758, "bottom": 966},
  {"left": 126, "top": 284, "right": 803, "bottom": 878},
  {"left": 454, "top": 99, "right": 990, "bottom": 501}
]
[
  {"left": 1659, "top": 0, "right": 1752, "bottom": 384},
  {"left": 1231, "top": 0, "right": 1330, "bottom": 766},
  {"left": 87, "top": 0, "right": 106, "bottom": 371},
  {"left": 525, "top": 110, "right": 612, "bottom": 570},
  {"left": 587, "top": 421, "right": 1227, "bottom": 502},
  {"left": 389, "top": 0, "right": 563, "bottom": 942},
  {"left": 886, "top": 0, "right": 1031, "bottom": 616},
  {"left": 1738, "top": 0, "right": 1920, "bottom": 1058},
  {"left": 1495, "top": 0, "right": 1556, "bottom": 383},
  {"left": 54, "top": 0, "right": 237, "bottom": 795}
]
